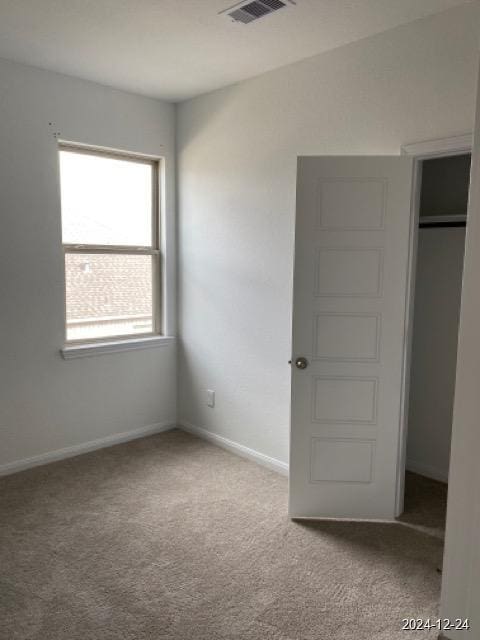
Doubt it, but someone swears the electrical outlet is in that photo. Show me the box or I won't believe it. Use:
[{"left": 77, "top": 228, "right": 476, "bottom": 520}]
[{"left": 207, "top": 389, "right": 215, "bottom": 408}]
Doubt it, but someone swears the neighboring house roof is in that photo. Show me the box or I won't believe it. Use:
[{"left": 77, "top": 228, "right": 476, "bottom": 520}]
[{"left": 65, "top": 253, "right": 152, "bottom": 320}]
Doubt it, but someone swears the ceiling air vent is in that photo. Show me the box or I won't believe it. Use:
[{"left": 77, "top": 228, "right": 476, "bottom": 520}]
[{"left": 225, "top": 0, "right": 288, "bottom": 24}]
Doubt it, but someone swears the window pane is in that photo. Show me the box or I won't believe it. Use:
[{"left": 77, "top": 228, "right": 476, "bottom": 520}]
[
  {"left": 65, "top": 253, "right": 154, "bottom": 341},
  {"left": 60, "top": 150, "right": 153, "bottom": 246}
]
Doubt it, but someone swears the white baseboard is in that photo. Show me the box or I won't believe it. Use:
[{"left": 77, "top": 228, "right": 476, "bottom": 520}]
[
  {"left": 406, "top": 459, "right": 449, "bottom": 483},
  {"left": 178, "top": 420, "right": 289, "bottom": 476},
  {"left": 0, "top": 420, "right": 176, "bottom": 477}
]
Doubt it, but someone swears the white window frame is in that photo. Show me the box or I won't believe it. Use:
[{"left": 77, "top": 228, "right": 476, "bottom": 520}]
[{"left": 59, "top": 143, "right": 169, "bottom": 357}]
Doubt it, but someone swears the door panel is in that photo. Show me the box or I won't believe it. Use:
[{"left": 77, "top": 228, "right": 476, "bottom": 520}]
[{"left": 289, "top": 156, "right": 414, "bottom": 520}]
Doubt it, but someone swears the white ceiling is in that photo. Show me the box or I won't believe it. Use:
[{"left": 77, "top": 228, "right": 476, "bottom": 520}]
[{"left": 0, "top": 0, "right": 472, "bottom": 102}]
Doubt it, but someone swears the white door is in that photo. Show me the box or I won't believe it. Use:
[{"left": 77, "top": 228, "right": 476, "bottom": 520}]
[{"left": 290, "top": 156, "right": 414, "bottom": 520}]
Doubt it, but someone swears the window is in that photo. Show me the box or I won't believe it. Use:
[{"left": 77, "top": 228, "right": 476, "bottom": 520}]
[{"left": 59, "top": 145, "right": 161, "bottom": 343}]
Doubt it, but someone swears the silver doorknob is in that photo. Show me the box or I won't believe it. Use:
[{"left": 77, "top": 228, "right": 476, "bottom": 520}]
[{"left": 295, "top": 357, "right": 308, "bottom": 370}]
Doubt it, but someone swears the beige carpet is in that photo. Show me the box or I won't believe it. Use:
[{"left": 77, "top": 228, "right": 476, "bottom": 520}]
[{"left": 0, "top": 429, "right": 443, "bottom": 640}]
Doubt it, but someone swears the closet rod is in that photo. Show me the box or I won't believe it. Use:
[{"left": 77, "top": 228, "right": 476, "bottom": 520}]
[{"left": 419, "top": 214, "right": 467, "bottom": 229}]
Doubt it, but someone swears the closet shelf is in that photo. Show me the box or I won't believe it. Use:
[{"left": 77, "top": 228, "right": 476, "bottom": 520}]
[{"left": 419, "top": 214, "right": 467, "bottom": 228}]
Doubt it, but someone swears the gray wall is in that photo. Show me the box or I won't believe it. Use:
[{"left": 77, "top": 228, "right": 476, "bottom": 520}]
[
  {"left": 441, "top": 52, "right": 480, "bottom": 637},
  {"left": 407, "top": 227, "right": 466, "bottom": 482},
  {"left": 0, "top": 58, "right": 177, "bottom": 470},
  {"left": 177, "top": 3, "right": 480, "bottom": 465}
]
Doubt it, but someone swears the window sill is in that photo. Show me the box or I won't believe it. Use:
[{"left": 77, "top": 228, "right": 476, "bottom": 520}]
[{"left": 61, "top": 335, "right": 176, "bottom": 360}]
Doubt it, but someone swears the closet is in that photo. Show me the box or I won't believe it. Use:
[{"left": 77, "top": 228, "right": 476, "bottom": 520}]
[{"left": 402, "top": 154, "right": 470, "bottom": 534}]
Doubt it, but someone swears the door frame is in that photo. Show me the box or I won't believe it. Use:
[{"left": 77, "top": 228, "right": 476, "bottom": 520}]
[{"left": 395, "top": 133, "right": 473, "bottom": 517}]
